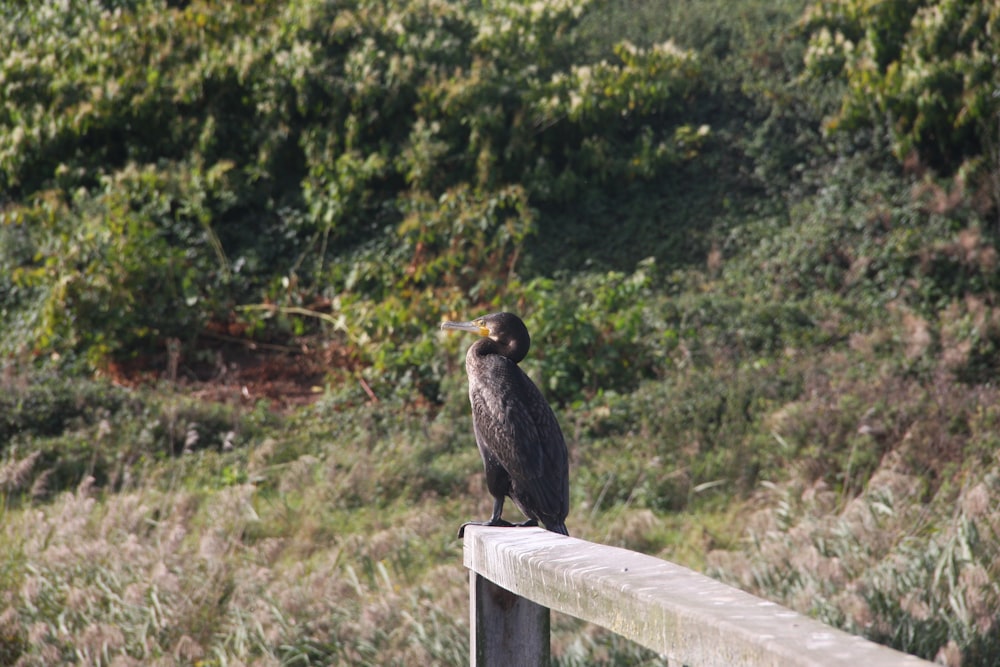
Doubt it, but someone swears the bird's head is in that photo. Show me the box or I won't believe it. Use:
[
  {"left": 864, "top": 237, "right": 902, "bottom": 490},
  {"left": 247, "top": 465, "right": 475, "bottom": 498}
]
[{"left": 440, "top": 312, "right": 530, "bottom": 363}]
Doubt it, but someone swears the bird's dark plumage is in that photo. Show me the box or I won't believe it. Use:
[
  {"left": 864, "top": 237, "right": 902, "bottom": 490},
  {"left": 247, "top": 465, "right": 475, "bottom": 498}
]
[{"left": 441, "top": 312, "right": 569, "bottom": 537}]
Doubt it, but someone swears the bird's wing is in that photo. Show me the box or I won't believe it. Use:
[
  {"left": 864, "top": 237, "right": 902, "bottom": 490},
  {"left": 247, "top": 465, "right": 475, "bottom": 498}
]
[
  {"left": 469, "top": 357, "right": 542, "bottom": 476},
  {"left": 469, "top": 357, "right": 568, "bottom": 520}
]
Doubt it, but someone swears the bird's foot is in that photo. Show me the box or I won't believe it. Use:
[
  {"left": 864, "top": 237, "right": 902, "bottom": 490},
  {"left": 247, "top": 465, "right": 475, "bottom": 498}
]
[
  {"left": 457, "top": 518, "right": 514, "bottom": 539},
  {"left": 514, "top": 519, "right": 538, "bottom": 528}
]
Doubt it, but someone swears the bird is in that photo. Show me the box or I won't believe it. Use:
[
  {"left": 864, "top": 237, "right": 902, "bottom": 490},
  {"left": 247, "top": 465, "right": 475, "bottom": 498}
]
[{"left": 440, "top": 312, "right": 569, "bottom": 537}]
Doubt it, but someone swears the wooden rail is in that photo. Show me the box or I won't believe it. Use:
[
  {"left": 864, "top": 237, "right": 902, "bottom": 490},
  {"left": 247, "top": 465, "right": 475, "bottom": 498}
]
[{"left": 464, "top": 526, "right": 935, "bottom": 667}]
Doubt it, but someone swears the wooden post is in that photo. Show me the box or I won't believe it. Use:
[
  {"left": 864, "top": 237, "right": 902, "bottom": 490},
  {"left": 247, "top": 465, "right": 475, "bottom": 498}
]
[{"left": 469, "top": 570, "right": 550, "bottom": 667}]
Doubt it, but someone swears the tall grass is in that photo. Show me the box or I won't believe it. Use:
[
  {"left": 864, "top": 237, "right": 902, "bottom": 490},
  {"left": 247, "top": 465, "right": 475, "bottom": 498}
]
[
  {"left": 0, "top": 417, "right": 471, "bottom": 665},
  {"left": 5, "top": 320, "right": 999, "bottom": 665},
  {"left": 707, "top": 353, "right": 1000, "bottom": 665}
]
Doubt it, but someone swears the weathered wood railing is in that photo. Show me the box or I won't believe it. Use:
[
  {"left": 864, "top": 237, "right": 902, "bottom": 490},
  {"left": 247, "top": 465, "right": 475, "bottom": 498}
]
[{"left": 464, "top": 526, "right": 935, "bottom": 667}]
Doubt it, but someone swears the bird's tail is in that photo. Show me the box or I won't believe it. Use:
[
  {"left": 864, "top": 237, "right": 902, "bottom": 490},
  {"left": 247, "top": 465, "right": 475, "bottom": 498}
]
[{"left": 545, "top": 521, "right": 569, "bottom": 536}]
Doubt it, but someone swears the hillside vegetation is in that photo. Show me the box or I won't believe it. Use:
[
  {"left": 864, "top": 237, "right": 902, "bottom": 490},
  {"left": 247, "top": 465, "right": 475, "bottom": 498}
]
[{"left": 2, "top": 0, "right": 1000, "bottom": 664}]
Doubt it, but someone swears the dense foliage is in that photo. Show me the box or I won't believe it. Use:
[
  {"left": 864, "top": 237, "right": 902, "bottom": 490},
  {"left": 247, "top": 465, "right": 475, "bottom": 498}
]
[
  {"left": 2, "top": 0, "right": 1000, "bottom": 664},
  {"left": 802, "top": 0, "right": 1000, "bottom": 191},
  {"left": 0, "top": 0, "right": 710, "bottom": 397}
]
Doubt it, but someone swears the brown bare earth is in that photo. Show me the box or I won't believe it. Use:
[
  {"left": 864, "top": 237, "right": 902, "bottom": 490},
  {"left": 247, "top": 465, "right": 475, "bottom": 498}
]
[{"left": 102, "top": 334, "right": 357, "bottom": 411}]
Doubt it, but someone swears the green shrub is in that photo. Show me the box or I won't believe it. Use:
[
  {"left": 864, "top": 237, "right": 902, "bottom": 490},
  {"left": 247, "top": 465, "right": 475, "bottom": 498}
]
[
  {"left": 518, "top": 260, "right": 666, "bottom": 405},
  {"left": 803, "top": 0, "right": 1000, "bottom": 180},
  {"left": 0, "top": 373, "right": 128, "bottom": 446},
  {"left": 0, "top": 0, "right": 718, "bottom": 390}
]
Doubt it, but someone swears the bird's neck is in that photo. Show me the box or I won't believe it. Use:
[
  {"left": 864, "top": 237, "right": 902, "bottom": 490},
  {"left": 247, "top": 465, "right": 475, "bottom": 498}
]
[{"left": 469, "top": 337, "right": 525, "bottom": 364}]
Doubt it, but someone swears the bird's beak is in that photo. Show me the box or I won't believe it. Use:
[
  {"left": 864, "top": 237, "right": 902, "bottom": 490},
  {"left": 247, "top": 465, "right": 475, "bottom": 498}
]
[{"left": 441, "top": 320, "right": 490, "bottom": 336}]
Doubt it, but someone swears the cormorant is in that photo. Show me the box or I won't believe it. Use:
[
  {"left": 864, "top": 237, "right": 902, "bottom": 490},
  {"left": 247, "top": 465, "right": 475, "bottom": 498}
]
[{"left": 441, "top": 312, "right": 569, "bottom": 537}]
